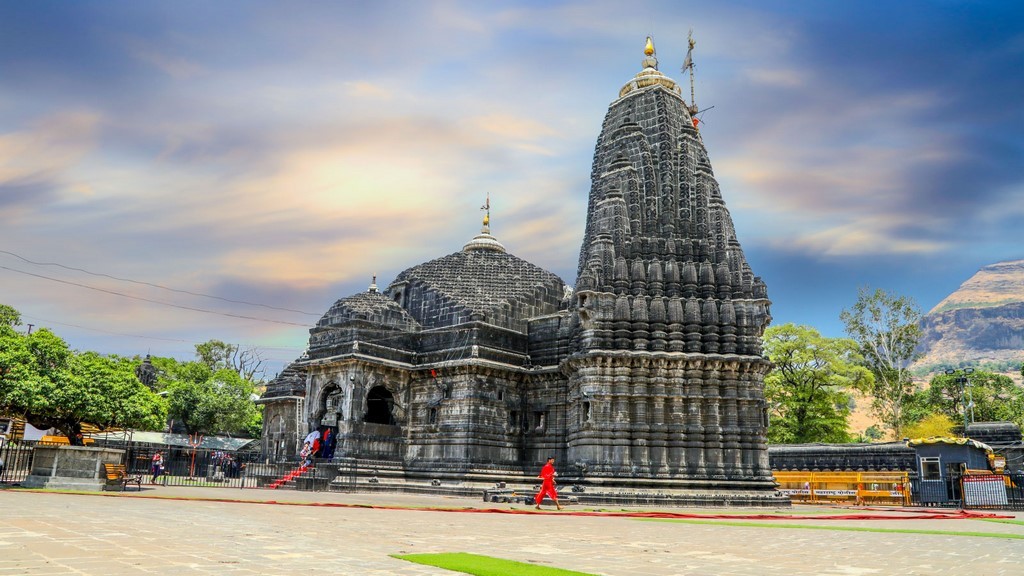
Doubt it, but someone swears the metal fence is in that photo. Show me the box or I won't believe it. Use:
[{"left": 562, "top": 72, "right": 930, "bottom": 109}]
[
  {"left": 120, "top": 444, "right": 357, "bottom": 490},
  {"left": 907, "top": 472, "right": 1024, "bottom": 510},
  {"left": 122, "top": 444, "right": 264, "bottom": 489},
  {"left": 0, "top": 438, "right": 359, "bottom": 491},
  {"left": 9, "top": 436, "right": 1022, "bottom": 508},
  {"left": 0, "top": 439, "right": 36, "bottom": 484}
]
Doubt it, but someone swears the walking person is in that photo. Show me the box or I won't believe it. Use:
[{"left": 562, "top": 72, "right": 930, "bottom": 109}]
[
  {"left": 150, "top": 451, "right": 165, "bottom": 485},
  {"left": 534, "top": 456, "right": 563, "bottom": 510}
]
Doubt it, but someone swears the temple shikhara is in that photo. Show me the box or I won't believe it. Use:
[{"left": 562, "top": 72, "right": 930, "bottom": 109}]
[{"left": 260, "top": 37, "right": 780, "bottom": 505}]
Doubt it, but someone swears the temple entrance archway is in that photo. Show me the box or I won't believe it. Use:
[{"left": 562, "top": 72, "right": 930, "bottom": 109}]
[
  {"left": 312, "top": 383, "right": 344, "bottom": 428},
  {"left": 364, "top": 385, "right": 397, "bottom": 425}
]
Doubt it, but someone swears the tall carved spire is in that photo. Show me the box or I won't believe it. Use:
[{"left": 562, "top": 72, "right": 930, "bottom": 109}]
[{"left": 562, "top": 38, "right": 775, "bottom": 492}]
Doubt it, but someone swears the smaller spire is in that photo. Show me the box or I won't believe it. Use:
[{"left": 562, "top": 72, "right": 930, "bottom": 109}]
[
  {"left": 642, "top": 36, "right": 658, "bottom": 70},
  {"left": 480, "top": 193, "right": 491, "bottom": 232},
  {"left": 368, "top": 274, "right": 378, "bottom": 293},
  {"left": 464, "top": 194, "right": 506, "bottom": 253}
]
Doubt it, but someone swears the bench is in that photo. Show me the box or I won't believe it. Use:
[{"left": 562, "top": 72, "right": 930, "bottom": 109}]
[{"left": 104, "top": 463, "right": 142, "bottom": 491}]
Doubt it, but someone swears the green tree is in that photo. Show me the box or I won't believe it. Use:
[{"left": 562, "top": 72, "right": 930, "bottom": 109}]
[
  {"left": 922, "top": 370, "right": 1024, "bottom": 429},
  {"left": 162, "top": 361, "right": 261, "bottom": 437},
  {"left": 195, "top": 339, "right": 265, "bottom": 382},
  {"left": 840, "top": 287, "right": 922, "bottom": 438},
  {"left": 763, "top": 323, "right": 873, "bottom": 444},
  {"left": 0, "top": 306, "right": 166, "bottom": 445},
  {"left": 903, "top": 413, "right": 956, "bottom": 439},
  {"left": 0, "top": 303, "right": 21, "bottom": 327}
]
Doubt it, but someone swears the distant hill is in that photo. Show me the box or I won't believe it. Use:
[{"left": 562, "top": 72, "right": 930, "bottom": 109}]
[{"left": 915, "top": 259, "right": 1024, "bottom": 378}]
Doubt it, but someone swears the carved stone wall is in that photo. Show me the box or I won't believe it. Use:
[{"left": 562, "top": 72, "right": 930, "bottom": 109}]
[{"left": 303, "top": 361, "right": 410, "bottom": 460}]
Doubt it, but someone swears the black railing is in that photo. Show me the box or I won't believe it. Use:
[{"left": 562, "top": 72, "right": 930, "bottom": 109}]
[
  {"left": 0, "top": 440, "right": 36, "bottom": 484},
  {"left": 123, "top": 445, "right": 264, "bottom": 489},
  {"left": 12, "top": 437, "right": 1021, "bottom": 507},
  {"left": 906, "top": 473, "right": 1024, "bottom": 510},
  {"left": 0, "top": 438, "right": 360, "bottom": 491}
]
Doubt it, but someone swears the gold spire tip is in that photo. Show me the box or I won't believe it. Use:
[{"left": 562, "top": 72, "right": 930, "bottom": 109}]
[
  {"left": 480, "top": 193, "right": 491, "bottom": 229},
  {"left": 644, "top": 36, "right": 655, "bottom": 56}
]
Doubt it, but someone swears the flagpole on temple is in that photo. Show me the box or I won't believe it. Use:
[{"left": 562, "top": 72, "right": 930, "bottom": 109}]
[{"left": 684, "top": 29, "right": 698, "bottom": 116}]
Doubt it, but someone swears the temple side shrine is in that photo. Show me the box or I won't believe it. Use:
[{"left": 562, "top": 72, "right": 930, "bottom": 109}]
[{"left": 259, "top": 37, "right": 782, "bottom": 505}]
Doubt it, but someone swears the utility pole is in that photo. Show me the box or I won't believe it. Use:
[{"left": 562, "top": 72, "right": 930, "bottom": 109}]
[
  {"left": 945, "top": 368, "right": 975, "bottom": 435},
  {"left": 26, "top": 323, "right": 34, "bottom": 334}
]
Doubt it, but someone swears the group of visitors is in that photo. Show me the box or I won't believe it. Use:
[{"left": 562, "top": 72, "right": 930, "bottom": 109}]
[
  {"left": 148, "top": 449, "right": 247, "bottom": 484},
  {"left": 212, "top": 450, "right": 244, "bottom": 478},
  {"left": 300, "top": 427, "right": 337, "bottom": 466}
]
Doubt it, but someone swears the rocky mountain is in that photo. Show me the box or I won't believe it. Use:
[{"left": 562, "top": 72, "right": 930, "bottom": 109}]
[{"left": 916, "top": 259, "right": 1024, "bottom": 372}]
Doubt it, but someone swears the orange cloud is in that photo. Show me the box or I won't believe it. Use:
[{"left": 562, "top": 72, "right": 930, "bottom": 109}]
[{"left": 0, "top": 111, "right": 100, "bottom": 185}]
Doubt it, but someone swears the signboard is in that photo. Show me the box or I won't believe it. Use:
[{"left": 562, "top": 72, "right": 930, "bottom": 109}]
[
  {"left": 963, "top": 475, "right": 1008, "bottom": 507},
  {"left": 811, "top": 490, "right": 857, "bottom": 497}
]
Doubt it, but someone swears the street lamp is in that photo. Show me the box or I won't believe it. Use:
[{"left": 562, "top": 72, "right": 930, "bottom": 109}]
[{"left": 944, "top": 368, "right": 975, "bottom": 434}]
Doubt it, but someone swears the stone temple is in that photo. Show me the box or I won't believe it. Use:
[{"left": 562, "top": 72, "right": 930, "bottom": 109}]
[{"left": 260, "top": 38, "right": 780, "bottom": 505}]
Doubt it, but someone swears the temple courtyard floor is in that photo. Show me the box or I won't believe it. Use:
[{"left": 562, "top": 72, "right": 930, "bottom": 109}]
[{"left": 2, "top": 486, "right": 1023, "bottom": 575}]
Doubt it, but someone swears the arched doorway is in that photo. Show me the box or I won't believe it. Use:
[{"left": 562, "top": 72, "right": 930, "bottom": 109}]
[
  {"left": 364, "top": 385, "right": 396, "bottom": 425},
  {"left": 313, "top": 385, "right": 344, "bottom": 427}
]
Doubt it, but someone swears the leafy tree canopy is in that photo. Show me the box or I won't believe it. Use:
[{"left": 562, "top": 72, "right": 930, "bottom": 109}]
[
  {"left": 156, "top": 344, "right": 262, "bottom": 437},
  {"left": 0, "top": 304, "right": 21, "bottom": 328},
  {"left": 195, "top": 339, "right": 265, "bottom": 382},
  {"left": 763, "top": 323, "right": 873, "bottom": 444},
  {"left": 903, "top": 413, "right": 956, "bottom": 439},
  {"left": 919, "top": 370, "right": 1024, "bottom": 430},
  {"left": 840, "top": 287, "right": 922, "bottom": 438},
  {"left": 0, "top": 306, "right": 166, "bottom": 445}
]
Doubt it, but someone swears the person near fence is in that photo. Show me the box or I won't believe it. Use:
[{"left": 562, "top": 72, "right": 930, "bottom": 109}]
[
  {"left": 534, "top": 456, "right": 563, "bottom": 510},
  {"left": 150, "top": 451, "right": 165, "bottom": 484}
]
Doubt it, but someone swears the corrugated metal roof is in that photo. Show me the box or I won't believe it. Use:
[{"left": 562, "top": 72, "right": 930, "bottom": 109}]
[{"left": 88, "top": 431, "right": 258, "bottom": 451}]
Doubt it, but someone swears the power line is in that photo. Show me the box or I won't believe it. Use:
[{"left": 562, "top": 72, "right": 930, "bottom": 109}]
[
  {"left": 18, "top": 313, "right": 308, "bottom": 352},
  {"left": 0, "top": 264, "right": 311, "bottom": 327},
  {"left": 0, "top": 249, "right": 321, "bottom": 316},
  {"left": 19, "top": 314, "right": 196, "bottom": 344}
]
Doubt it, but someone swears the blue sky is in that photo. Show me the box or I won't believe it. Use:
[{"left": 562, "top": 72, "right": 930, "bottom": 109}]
[{"left": 2, "top": 1, "right": 1022, "bottom": 376}]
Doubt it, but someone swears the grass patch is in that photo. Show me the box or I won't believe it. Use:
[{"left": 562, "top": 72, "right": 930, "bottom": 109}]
[
  {"left": 638, "top": 518, "right": 1024, "bottom": 540},
  {"left": 392, "top": 552, "right": 596, "bottom": 576},
  {"left": 980, "top": 518, "right": 1024, "bottom": 527}
]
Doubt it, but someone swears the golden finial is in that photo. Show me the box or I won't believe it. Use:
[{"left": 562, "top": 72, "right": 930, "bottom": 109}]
[
  {"left": 644, "top": 36, "right": 655, "bottom": 56},
  {"left": 480, "top": 193, "right": 491, "bottom": 230}
]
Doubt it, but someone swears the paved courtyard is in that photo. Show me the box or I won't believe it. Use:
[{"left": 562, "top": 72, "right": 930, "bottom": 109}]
[{"left": 2, "top": 486, "right": 1023, "bottom": 575}]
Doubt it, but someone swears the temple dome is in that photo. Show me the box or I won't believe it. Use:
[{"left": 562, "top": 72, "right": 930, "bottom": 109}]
[
  {"left": 316, "top": 288, "right": 421, "bottom": 332},
  {"left": 387, "top": 247, "right": 565, "bottom": 332},
  {"left": 461, "top": 227, "right": 506, "bottom": 253}
]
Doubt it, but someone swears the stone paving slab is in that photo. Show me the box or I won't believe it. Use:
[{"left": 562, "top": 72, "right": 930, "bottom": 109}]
[{"left": 2, "top": 486, "right": 1023, "bottom": 575}]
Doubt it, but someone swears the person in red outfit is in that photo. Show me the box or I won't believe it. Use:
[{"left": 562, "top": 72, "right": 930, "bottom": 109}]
[{"left": 534, "top": 456, "right": 563, "bottom": 510}]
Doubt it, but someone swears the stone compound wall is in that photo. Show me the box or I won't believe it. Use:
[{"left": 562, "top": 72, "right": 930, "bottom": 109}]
[{"left": 23, "top": 445, "right": 126, "bottom": 491}]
